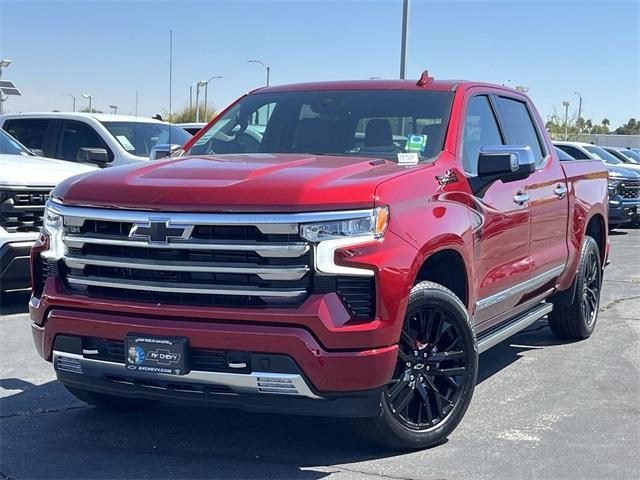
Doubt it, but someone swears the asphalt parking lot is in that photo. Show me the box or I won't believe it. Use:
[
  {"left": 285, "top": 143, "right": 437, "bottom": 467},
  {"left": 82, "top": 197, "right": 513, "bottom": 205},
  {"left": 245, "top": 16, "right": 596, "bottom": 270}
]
[{"left": 0, "top": 229, "right": 638, "bottom": 480}]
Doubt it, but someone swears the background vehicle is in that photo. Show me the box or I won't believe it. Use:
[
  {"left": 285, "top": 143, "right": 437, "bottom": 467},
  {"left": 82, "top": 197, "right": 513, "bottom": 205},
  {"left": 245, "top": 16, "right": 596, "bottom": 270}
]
[
  {"left": 604, "top": 146, "right": 640, "bottom": 164},
  {"left": 176, "top": 123, "right": 207, "bottom": 135},
  {"left": 0, "top": 113, "right": 192, "bottom": 167},
  {"left": 32, "top": 77, "right": 608, "bottom": 449},
  {"left": 555, "top": 141, "right": 640, "bottom": 228},
  {"left": 0, "top": 129, "right": 95, "bottom": 293}
]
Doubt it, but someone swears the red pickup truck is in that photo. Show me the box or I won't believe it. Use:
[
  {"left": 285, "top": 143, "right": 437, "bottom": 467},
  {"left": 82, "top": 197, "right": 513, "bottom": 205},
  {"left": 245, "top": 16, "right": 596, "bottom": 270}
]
[{"left": 31, "top": 74, "right": 609, "bottom": 449}]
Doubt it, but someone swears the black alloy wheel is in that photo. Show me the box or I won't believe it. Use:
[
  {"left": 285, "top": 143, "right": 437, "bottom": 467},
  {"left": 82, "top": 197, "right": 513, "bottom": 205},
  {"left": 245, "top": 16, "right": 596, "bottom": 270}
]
[{"left": 386, "top": 305, "right": 470, "bottom": 430}]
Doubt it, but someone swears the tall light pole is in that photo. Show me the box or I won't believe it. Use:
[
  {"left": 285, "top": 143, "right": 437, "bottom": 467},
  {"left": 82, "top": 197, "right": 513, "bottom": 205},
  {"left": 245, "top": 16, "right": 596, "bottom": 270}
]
[
  {"left": 66, "top": 93, "right": 76, "bottom": 112},
  {"left": 562, "top": 101, "right": 570, "bottom": 141},
  {"left": 109, "top": 105, "right": 118, "bottom": 114},
  {"left": 574, "top": 91, "right": 582, "bottom": 140},
  {"left": 247, "top": 60, "right": 270, "bottom": 86},
  {"left": 194, "top": 81, "right": 206, "bottom": 122},
  {"left": 189, "top": 81, "right": 199, "bottom": 110},
  {"left": 82, "top": 94, "right": 94, "bottom": 112},
  {"left": 203, "top": 75, "right": 222, "bottom": 122},
  {"left": 399, "top": 0, "right": 409, "bottom": 79}
]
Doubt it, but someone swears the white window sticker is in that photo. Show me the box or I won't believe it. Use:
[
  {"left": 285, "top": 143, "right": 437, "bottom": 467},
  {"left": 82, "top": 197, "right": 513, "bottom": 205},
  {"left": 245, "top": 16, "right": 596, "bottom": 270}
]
[
  {"left": 116, "top": 135, "right": 135, "bottom": 151},
  {"left": 397, "top": 152, "right": 419, "bottom": 165}
]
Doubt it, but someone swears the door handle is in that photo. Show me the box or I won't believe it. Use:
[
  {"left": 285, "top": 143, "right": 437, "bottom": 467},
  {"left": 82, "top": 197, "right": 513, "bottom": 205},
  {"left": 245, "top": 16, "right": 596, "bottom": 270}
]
[
  {"left": 513, "top": 191, "right": 530, "bottom": 205},
  {"left": 554, "top": 184, "right": 568, "bottom": 199}
]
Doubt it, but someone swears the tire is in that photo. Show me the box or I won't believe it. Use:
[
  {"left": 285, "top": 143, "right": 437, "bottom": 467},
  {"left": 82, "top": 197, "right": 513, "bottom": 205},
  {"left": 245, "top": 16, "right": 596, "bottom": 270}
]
[
  {"left": 352, "top": 281, "right": 478, "bottom": 450},
  {"left": 548, "top": 236, "right": 602, "bottom": 340},
  {"left": 64, "top": 386, "right": 156, "bottom": 411}
]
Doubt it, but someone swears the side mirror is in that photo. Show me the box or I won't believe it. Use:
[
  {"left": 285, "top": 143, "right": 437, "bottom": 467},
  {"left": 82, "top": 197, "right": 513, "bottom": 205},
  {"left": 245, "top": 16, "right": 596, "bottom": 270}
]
[
  {"left": 150, "top": 144, "right": 182, "bottom": 161},
  {"left": 77, "top": 147, "right": 109, "bottom": 166},
  {"left": 477, "top": 145, "right": 536, "bottom": 183},
  {"left": 30, "top": 148, "right": 45, "bottom": 157}
]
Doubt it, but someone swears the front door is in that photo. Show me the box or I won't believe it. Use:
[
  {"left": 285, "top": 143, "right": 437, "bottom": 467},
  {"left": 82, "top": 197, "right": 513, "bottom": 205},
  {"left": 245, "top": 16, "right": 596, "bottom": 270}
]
[{"left": 460, "top": 94, "right": 531, "bottom": 325}]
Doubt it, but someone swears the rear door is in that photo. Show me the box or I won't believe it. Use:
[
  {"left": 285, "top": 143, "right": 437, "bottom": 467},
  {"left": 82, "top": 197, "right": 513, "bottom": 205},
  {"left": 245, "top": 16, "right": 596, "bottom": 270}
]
[
  {"left": 2, "top": 118, "right": 59, "bottom": 157},
  {"left": 494, "top": 96, "right": 569, "bottom": 293},
  {"left": 460, "top": 93, "right": 531, "bottom": 324}
]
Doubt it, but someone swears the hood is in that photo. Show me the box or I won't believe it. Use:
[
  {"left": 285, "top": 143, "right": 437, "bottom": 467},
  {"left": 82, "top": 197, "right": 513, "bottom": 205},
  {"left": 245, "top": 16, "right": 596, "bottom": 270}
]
[
  {"left": 0, "top": 154, "right": 97, "bottom": 187},
  {"left": 53, "top": 153, "right": 416, "bottom": 212},
  {"left": 607, "top": 164, "right": 640, "bottom": 179}
]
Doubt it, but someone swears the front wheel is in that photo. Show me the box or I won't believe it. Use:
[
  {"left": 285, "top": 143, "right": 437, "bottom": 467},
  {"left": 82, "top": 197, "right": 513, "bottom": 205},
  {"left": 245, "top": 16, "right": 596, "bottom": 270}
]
[{"left": 352, "top": 281, "right": 478, "bottom": 449}]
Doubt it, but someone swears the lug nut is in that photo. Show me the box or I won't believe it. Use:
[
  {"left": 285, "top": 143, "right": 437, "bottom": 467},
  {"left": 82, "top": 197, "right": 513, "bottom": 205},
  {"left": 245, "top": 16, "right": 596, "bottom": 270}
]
[
  {"left": 406, "top": 361, "right": 412, "bottom": 367},
  {"left": 423, "top": 352, "right": 428, "bottom": 358},
  {"left": 410, "top": 375, "right": 415, "bottom": 381}
]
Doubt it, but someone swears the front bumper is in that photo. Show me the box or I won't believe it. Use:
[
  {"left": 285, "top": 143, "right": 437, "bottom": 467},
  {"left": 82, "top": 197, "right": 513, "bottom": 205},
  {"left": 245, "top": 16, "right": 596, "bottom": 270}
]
[
  {"left": 0, "top": 240, "right": 35, "bottom": 291},
  {"left": 608, "top": 197, "right": 640, "bottom": 225}
]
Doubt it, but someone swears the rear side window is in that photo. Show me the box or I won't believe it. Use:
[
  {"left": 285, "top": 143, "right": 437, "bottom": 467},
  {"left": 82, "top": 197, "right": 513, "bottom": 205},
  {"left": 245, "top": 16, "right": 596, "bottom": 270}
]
[
  {"left": 462, "top": 95, "right": 504, "bottom": 175},
  {"left": 495, "top": 97, "right": 545, "bottom": 163},
  {"left": 2, "top": 119, "right": 51, "bottom": 152},
  {"left": 57, "top": 120, "right": 112, "bottom": 162},
  {"left": 556, "top": 145, "right": 590, "bottom": 160},
  {"left": 554, "top": 146, "right": 575, "bottom": 161}
]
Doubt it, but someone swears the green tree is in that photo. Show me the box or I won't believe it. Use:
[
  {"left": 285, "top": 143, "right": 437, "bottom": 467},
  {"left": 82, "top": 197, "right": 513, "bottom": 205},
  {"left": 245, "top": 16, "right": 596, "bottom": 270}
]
[
  {"left": 163, "top": 103, "right": 216, "bottom": 124},
  {"left": 615, "top": 118, "right": 639, "bottom": 135},
  {"left": 79, "top": 107, "right": 103, "bottom": 113}
]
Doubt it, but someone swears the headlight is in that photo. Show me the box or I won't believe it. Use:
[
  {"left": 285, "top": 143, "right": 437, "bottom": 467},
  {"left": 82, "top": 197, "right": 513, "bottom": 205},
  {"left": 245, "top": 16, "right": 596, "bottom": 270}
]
[
  {"left": 300, "top": 207, "right": 389, "bottom": 277},
  {"left": 44, "top": 207, "right": 62, "bottom": 234},
  {"left": 41, "top": 204, "right": 65, "bottom": 260},
  {"left": 300, "top": 207, "right": 389, "bottom": 242},
  {"left": 608, "top": 180, "right": 621, "bottom": 195}
]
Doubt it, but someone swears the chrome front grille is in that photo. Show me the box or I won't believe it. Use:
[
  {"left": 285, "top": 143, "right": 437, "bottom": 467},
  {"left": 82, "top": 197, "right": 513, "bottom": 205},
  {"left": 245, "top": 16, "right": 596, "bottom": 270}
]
[
  {"left": 55, "top": 206, "right": 313, "bottom": 307},
  {"left": 620, "top": 179, "right": 640, "bottom": 199},
  {"left": 0, "top": 187, "right": 51, "bottom": 233},
  {"left": 42, "top": 203, "right": 378, "bottom": 318}
]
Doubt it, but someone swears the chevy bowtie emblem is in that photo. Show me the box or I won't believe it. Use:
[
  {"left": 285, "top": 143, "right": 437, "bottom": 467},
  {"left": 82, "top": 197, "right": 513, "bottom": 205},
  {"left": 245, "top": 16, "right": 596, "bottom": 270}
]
[{"left": 129, "top": 219, "right": 194, "bottom": 244}]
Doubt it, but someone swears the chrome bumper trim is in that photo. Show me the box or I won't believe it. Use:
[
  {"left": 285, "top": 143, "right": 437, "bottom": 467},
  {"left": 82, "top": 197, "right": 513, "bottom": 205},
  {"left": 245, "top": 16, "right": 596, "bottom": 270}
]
[
  {"left": 66, "top": 275, "right": 308, "bottom": 299},
  {"left": 62, "top": 235, "right": 310, "bottom": 258},
  {"left": 63, "top": 255, "right": 310, "bottom": 281},
  {"left": 53, "top": 351, "right": 321, "bottom": 399}
]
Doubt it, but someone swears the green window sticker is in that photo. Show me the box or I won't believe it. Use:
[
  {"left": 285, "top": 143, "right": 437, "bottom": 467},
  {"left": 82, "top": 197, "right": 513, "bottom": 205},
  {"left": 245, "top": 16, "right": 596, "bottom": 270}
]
[{"left": 406, "top": 134, "right": 428, "bottom": 152}]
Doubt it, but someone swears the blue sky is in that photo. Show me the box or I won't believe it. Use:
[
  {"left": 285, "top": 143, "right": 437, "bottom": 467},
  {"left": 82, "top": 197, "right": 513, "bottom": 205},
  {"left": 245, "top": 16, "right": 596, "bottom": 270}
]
[{"left": 1, "top": 0, "right": 638, "bottom": 127}]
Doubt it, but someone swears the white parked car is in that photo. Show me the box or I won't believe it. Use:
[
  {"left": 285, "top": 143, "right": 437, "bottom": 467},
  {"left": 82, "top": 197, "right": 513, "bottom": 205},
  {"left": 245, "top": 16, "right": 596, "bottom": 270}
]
[
  {"left": 554, "top": 141, "right": 640, "bottom": 173},
  {"left": 0, "top": 129, "right": 96, "bottom": 292},
  {"left": 0, "top": 112, "right": 192, "bottom": 167}
]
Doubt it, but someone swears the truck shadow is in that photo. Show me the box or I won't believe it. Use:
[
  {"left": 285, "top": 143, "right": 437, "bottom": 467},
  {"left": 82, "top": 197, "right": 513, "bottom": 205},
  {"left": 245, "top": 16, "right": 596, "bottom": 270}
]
[{"left": 1, "top": 320, "right": 566, "bottom": 479}]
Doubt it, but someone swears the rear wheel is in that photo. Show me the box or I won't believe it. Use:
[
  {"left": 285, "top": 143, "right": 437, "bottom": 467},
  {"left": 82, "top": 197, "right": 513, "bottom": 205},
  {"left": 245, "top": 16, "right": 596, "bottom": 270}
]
[
  {"left": 352, "top": 281, "right": 477, "bottom": 449},
  {"left": 64, "top": 386, "right": 156, "bottom": 411},
  {"left": 549, "top": 236, "right": 602, "bottom": 339}
]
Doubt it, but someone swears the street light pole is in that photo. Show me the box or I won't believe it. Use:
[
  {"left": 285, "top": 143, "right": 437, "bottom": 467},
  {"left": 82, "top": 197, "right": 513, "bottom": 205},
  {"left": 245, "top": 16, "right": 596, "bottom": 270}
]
[
  {"left": 247, "top": 60, "right": 270, "bottom": 86},
  {"left": 194, "top": 81, "right": 206, "bottom": 122},
  {"left": 399, "top": 0, "right": 409, "bottom": 79},
  {"left": 66, "top": 93, "right": 76, "bottom": 112},
  {"left": 82, "top": 94, "right": 94, "bottom": 112},
  {"left": 203, "top": 75, "right": 222, "bottom": 122},
  {"left": 574, "top": 91, "right": 582, "bottom": 140},
  {"left": 562, "top": 101, "right": 570, "bottom": 141}
]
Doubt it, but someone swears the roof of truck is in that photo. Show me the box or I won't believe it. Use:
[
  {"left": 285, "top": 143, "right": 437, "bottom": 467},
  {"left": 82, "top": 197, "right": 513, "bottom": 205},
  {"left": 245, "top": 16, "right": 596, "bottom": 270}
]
[{"left": 252, "top": 78, "right": 520, "bottom": 95}]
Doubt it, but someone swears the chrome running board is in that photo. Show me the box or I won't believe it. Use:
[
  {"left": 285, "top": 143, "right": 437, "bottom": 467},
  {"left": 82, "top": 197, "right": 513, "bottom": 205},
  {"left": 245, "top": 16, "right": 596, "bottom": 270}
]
[{"left": 477, "top": 302, "right": 553, "bottom": 353}]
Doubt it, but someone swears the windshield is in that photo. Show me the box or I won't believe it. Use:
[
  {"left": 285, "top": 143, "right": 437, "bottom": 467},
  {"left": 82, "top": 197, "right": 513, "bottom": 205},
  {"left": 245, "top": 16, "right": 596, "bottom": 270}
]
[
  {"left": 101, "top": 121, "right": 192, "bottom": 157},
  {"left": 188, "top": 90, "right": 454, "bottom": 161},
  {"left": 0, "top": 129, "right": 32, "bottom": 156},
  {"left": 618, "top": 149, "right": 640, "bottom": 163},
  {"left": 584, "top": 145, "right": 622, "bottom": 164}
]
